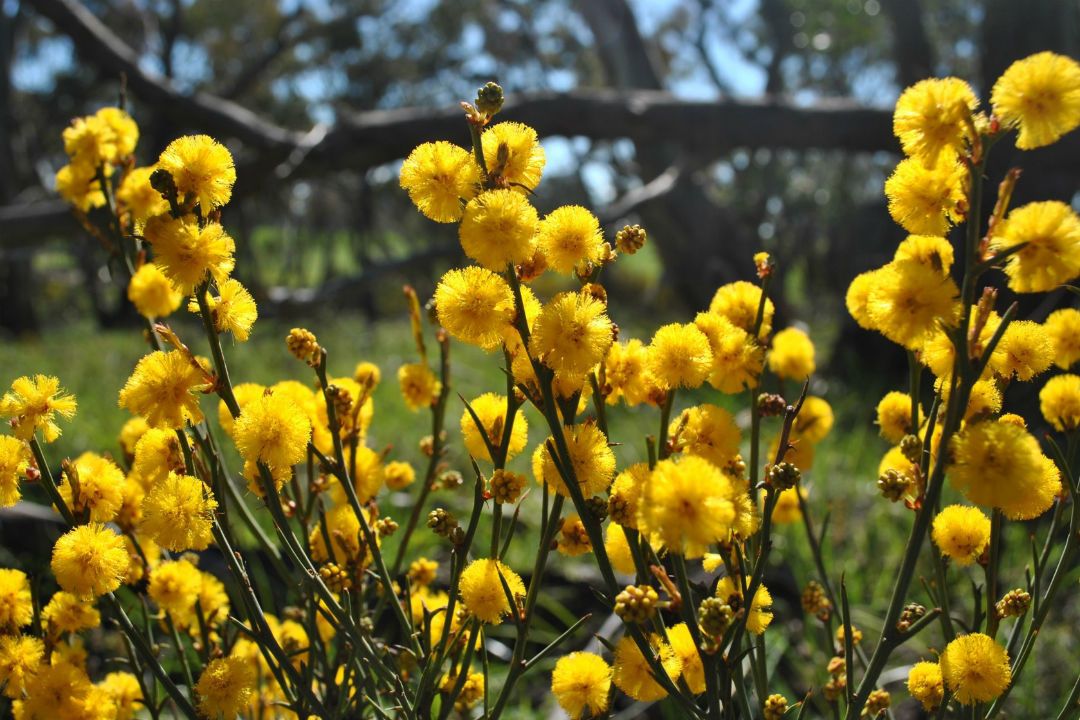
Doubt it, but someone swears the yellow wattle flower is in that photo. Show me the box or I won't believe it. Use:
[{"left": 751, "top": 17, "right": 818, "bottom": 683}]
[
  {"left": 992, "top": 51, "right": 1080, "bottom": 150},
  {"left": 157, "top": 134, "right": 237, "bottom": 210}
]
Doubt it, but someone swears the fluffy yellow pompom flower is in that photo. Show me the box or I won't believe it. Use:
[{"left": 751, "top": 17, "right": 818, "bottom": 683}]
[
  {"left": 132, "top": 427, "right": 184, "bottom": 486},
  {"left": 434, "top": 266, "right": 515, "bottom": 350},
  {"left": 398, "top": 363, "right": 442, "bottom": 411},
  {"left": 1045, "top": 308, "right": 1080, "bottom": 369},
  {"left": 865, "top": 259, "right": 960, "bottom": 349},
  {"left": 604, "top": 339, "right": 653, "bottom": 406},
  {"left": 845, "top": 270, "right": 877, "bottom": 329},
  {"left": 1, "top": 374, "right": 77, "bottom": 443},
  {"left": 118, "top": 416, "right": 150, "bottom": 457},
  {"left": 42, "top": 590, "right": 100, "bottom": 633},
  {"left": 0, "top": 634, "right": 44, "bottom": 699},
  {"left": 119, "top": 350, "right": 209, "bottom": 429},
  {"left": 188, "top": 278, "right": 258, "bottom": 342},
  {"left": 894, "top": 234, "right": 955, "bottom": 272},
  {"left": 948, "top": 420, "right": 1055, "bottom": 520},
  {"left": 196, "top": 656, "right": 255, "bottom": 720},
  {"left": 695, "top": 311, "right": 765, "bottom": 393},
  {"left": 640, "top": 456, "right": 736, "bottom": 557},
  {"left": 771, "top": 485, "right": 806, "bottom": 524},
  {"left": 647, "top": 323, "right": 713, "bottom": 389},
  {"left": 55, "top": 162, "right": 105, "bottom": 211},
  {"left": 0, "top": 568, "right": 32, "bottom": 630},
  {"left": 140, "top": 472, "right": 217, "bottom": 551},
  {"left": 384, "top": 460, "right": 416, "bottom": 490},
  {"left": 458, "top": 558, "right": 525, "bottom": 623},
  {"left": 100, "top": 671, "right": 143, "bottom": 720},
  {"left": 709, "top": 280, "right": 774, "bottom": 339},
  {"left": 127, "top": 263, "right": 182, "bottom": 319},
  {"left": 551, "top": 651, "right": 611, "bottom": 719},
  {"left": 399, "top": 141, "right": 480, "bottom": 222},
  {"left": 458, "top": 189, "right": 538, "bottom": 270},
  {"left": 460, "top": 393, "right": 528, "bottom": 462},
  {"left": 62, "top": 112, "right": 117, "bottom": 167},
  {"left": 354, "top": 361, "right": 381, "bottom": 388},
  {"left": 790, "top": 395, "right": 833, "bottom": 445},
  {"left": 233, "top": 391, "right": 311, "bottom": 472},
  {"left": 533, "top": 422, "right": 616, "bottom": 498},
  {"left": 716, "top": 575, "right": 774, "bottom": 634},
  {"left": 893, "top": 77, "right": 979, "bottom": 166},
  {"left": 51, "top": 523, "right": 128, "bottom": 598},
  {"left": 668, "top": 623, "right": 706, "bottom": 694},
  {"left": 1041, "top": 374, "right": 1080, "bottom": 431},
  {"left": 992, "top": 51, "right": 1080, "bottom": 150},
  {"left": 990, "top": 319, "right": 1053, "bottom": 381},
  {"left": 94, "top": 107, "right": 138, "bottom": 159},
  {"left": 536, "top": 205, "right": 604, "bottom": 274},
  {"left": 157, "top": 134, "right": 237, "bottom": 210},
  {"left": 907, "top": 661, "right": 944, "bottom": 712},
  {"left": 116, "top": 166, "right": 168, "bottom": 228},
  {"left": 144, "top": 215, "right": 236, "bottom": 294},
  {"left": 611, "top": 634, "right": 682, "bottom": 702},
  {"left": 768, "top": 326, "right": 816, "bottom": 380},
  {"left": 0, "top": 435, "right": 29, "bottom": 507},
  {"left": 309, "top": 504, "right": 376, "bottom": 566},
  {"left": 148, "top": 559, "right": 202, "bottom": 616},
  {"left": 672, "top": 404, "right": 741, "bottom": 469},
  {"left": 940, "top": 633, "right": 1011, "bottom": 704},
  {"left": 529, "top": 291, "right": 613, "bottom": 379},
  {"left": 876, "top": 391, "right": 918, "bottom": 443},
  {"left": 58, "top": 451, "right": 125, "bottom": 523},
  {"left": 608, "top": 463, "right": 649, "bottom": 529},
  {"left": 885, "top": 156, "right": 966, "bottom": 236},
  {"left": 932, "top": 505, "right": 991, "bottom": 566},
  {"left": 992, "top": 201, "right": 1080, "bottom": 293},
  {"left": 482, "top": 121, "right": 545, "bottom": 191}
]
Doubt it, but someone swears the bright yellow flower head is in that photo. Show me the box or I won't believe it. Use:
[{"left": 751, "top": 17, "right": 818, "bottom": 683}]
[
  {"left": 58, "top": 451, "right": 125, "bottom": 523},
  {"left": 865, "top": 259, "right": 960, "bottom": 350},
  {"left": 991, "top": 201, "right": 1080, "bottom": 293},
  {"left": 695, "top": 311, "right": 764, "bottom": 394},
  {"left": 604, "top": 338, "right": 653, "bottom": 406},
  {"left": 0, "top": 435, "right": 29, "bottom": 507},
  {"left": 42, "top": 590, "right": 100, "bottom": 633},
  {"left": 845, "top": 269, "right": 877, "bottom": 329},
  {"left": 116, "top": 166, "right": 169, "bottom": 229},
  {"left": 948, "top": 419, "right": 1056, "bottom": 520},
  {"left": 55, "top": 162, "right": 106, "bottom": 211},
  {"left": 768, "top": 326, "right": 816, "bottom": 380},
  {"left": 556, "top": 513, "right": 592, "bottom": 556},
  {"left": 0, "top": 568, "right": 32, "bottom": 631},
  {"left": 647, "top": 323, "right": 713, "bottom": 389},
  {"left": 140, "top": 472, "right": 217, "bottom": 551},
  {"left": 536, "top": 205, "right": 604, "bottom": 275},
  {"left": 118, "top": 416, "right": 149, "bottom": 457},
  {"left": 940, "top": 633, "right": 1011, "bottom": 704},
  {"left": 400, "top": 141, "right": 480, "bottom": 222},
  {"left": 667, "top": 623, "right": 706, "bottom": 694},
  {"left": 398, "top": 362, "right": 442, "bottom": 411},
  {"left": 51, "top": 523, "right": 128, "bottom": 598},
  {"left": 0, "top": 634, "right": 44, "bottom": 699},
  {"left": 990, "top": 319, "right": 1053, "bottom": 381},
  {"left": 233, "top": 390, "right": 311, "bottom": 472},
  {"left": 876, "top": 391, "right": 918, "bottom": 443},
  {"left": 992, "top": 51, "right": 1080, "bottom": 150},
  {"left": 1044, "top": 308, "right": 1080, "bottom": 369},
  {"left": 885, "top": 155, "right": 966, "bottom": 236},
  {"left": 532, "top": 422, "right": 615, "bottom": 498},
  {"left": 893, "top": 77, "right": 979, "bottom": 166},
  {"left": 384, "top": 460, "right": 416, "bottom": 490},
  {"left": 63, "top": 113, "right": 118, "bottom": 167},
  {"left": 94, "top": 107, "right": 138, "bottom": 159},
  {"left": 709, "top": 280, "right": 774, "bottom": 339},
  {"left": 458, "top": 189, "right": 538, "bottom": 270},
  {"left": 481, "top": 121, "right": 545, "bottom": 192},
  {"left": 529, "top": 291, "right": 613, "bottom": 379},
  {"left": 932, "top": 505, "right": 991, "bottom": 566},
  {"left": 671, "top": 404, "right": 741, "bottom": 469},
  {"left": 611, "top": 634, "right": 682, "bottom": 702},
  {"left": 458, "top": 558, "right": 525, "bottom": 624},
  {"left": 1, "top": 374, "right": 77, "bottom": 443},
  {"left": 771, "top": 486, "right": 806, "bottom": 525},
  {"left": 309, "top": 504, "right": 376, "bottom": 566},
  {"left": 434, "top": 265, "right": 515, "bottom": 350},
  {"left": 118, "top": 350, "right": 208, "bottom": 429},
  {"left": 608, "top": 463, "right": 649, "bottom": 530},
  {"left": 195, "top": 656, "right": 255, "bottom": 720},
  {"left": 16, "top": 658, "right": 100, "bottom": 720},
  {"left": 907, "top": 661, "right": 944, "bottom": 712},
  {"left": 605, "top": 522, "right": 637, "bottom": 575},
  {"left": 1041, "top": 374, "right": 1080, "bottom": 432},
  {"left": 148, "top": 558, "right": 202, "bottom": 616},
  {"left": 128, "top": 263, "right": 183, "bottom": 319},
  {"left": 894, "top": 234, "right": 955, "bottom": 272},
  {"left": 188, "top": 278, "right": 258, "bottom": 341},
  {"left": 551, "top": 651, "right": 611, "bottom": 719},
  {"left": 460, "top": 392, "right": 528, "bottom": 463},
  {"left": 716, "top": 575, "right": 773, "bottom": 634},
  {"left": 157, "top": 134, "right": 237, "bottom": 210},
  {"left": 131, "top": 427, "right": 184, "bottom": 487},
  {"left": 100, "top": 671, "right": 143, "bottom": 720},
  {"left": 640, "top": 456, "right": 736, "bottom": 557},
  {"left": 354, "top": 361, "right": 381, "bottom": 388},
  {"left": 143, "top": 215, "right": 236, "bottom": 294},
  {"left": 793, "top": 396, "right": 834, "bottom": 445}
]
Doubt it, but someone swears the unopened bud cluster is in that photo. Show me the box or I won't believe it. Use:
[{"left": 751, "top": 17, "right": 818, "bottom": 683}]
[
  {"left": 862, "top": 689, "right": 891, "bottom": 717},
  {"left": 490, "top": 469, "right": 526, "bottom": 504},
  {"left": 767, "top": 461, "right": 801, "bottom": 490},
  {"left": 900, "top": 434, "right": 922, "bottom": 464},
  {"left": 763, "top": 694, "right": 788, "bottom": 720},
  {"left": 801, "top": 580, "right": 831, "bottom": 619},
  {"left": 896, "top": 602, "right": 926, "bottom": 633},
  {"left": 615, "top": 585, "right": 659, "bottom": 624},
  {"left": 877, "top": 468, "right": 911, "bottom": 502},
  {"left": 427, "top": 508, "right": 458, "bottom": 539},
  {"left": 318, "top": 562, "right": 352, "bottom": 592},
  {"left": 698, "top": 596, "right": 734, "bottom": 636},
  {"left": 584, "top": 496, "right": 608, "bottom": 522},
  {"left": 996, "top": 588, "right": 1031, "bottom": 618},
  {"left": 287, "top": 328, "right": 321, "bottom": 364},
  {"left": 375, "top": 517, "right": 398, "bottom": 538},
  {"left": 758, "top": 393, "right": 787, "bottom": 417},
  {"left": 615, "top": 224, "right": 647, "bottom": 255}
]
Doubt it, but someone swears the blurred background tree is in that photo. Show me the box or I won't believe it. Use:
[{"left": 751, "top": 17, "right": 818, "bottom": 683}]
[{"left": 2, "top": 0, "right": 1079, "bottom": 373}]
